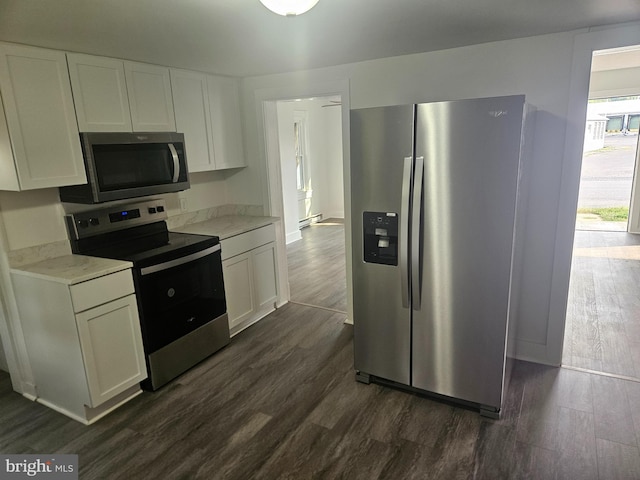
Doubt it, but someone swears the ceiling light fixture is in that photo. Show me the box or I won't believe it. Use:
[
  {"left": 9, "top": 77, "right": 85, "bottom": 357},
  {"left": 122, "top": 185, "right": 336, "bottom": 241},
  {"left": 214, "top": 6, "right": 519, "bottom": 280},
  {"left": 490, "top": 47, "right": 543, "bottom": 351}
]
[{"left": 259, "top": 0, "right": 320, "bottom": 16}]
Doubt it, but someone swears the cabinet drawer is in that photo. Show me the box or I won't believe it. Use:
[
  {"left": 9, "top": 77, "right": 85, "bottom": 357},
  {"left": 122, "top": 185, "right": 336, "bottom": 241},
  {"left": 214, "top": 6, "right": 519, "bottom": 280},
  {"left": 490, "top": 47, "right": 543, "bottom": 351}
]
[
  {"left": 221, "top": 224, "right": 275, "bottom": 261},
  {"left": 70, "top": 269, "right": 134, "bottom": 313}
]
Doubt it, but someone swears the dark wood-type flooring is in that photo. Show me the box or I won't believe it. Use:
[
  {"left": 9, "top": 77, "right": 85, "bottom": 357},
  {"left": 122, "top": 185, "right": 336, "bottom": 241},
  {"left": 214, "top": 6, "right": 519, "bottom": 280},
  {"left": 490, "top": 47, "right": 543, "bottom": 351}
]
[
  {"left": 287, "top": 220, "right": 347, "bottom": 313},
  {"left": 1, "top": 225, "right": 640, "bottom": 478},
  {"left": 563, "top": 230, "right": 640, "bottom": 380}
]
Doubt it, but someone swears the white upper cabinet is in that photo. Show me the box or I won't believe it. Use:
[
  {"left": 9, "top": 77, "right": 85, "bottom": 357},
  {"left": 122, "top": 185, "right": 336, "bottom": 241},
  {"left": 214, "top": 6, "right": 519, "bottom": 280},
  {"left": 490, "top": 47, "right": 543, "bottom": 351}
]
[
  {"left": 207, "top": 75, "right": 246, "bottom": 169},
  {"left": 67, "top": 54, "right": 176, "bottom": 132},
  {"left": 171, "top": 70, "right": 246, "bottom": 172},
  {"left": 124, "top": 61, "right": 175, "bottom": 132},
  {"left": 170, "top": 69, "right": 216, "bottom": 172},
  {"left": 0, "top": 44, "right": 86, "bottom": 190},
  {"left": 67, "top": 53, "right": 132, "bottom": 132},
  {"left": 0, "top": 44, "right": 245, "bottom": 187}
]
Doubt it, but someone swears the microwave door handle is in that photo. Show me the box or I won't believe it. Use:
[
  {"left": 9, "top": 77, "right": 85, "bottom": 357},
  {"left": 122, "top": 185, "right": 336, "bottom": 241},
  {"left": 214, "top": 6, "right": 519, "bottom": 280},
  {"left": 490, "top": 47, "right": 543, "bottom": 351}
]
[{"left": 168, "top": 143, "right": 180, "bottom": 183}]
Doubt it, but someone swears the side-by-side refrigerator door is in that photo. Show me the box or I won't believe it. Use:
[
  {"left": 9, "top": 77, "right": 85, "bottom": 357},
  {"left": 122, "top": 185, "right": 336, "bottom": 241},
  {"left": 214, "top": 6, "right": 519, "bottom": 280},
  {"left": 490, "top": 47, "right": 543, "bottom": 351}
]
[
  {"left": 351, "top": 104, "right": 414, "bottom": 386},
  {"left": 411, "top": 96, "right": 525, "bottom": 410}
]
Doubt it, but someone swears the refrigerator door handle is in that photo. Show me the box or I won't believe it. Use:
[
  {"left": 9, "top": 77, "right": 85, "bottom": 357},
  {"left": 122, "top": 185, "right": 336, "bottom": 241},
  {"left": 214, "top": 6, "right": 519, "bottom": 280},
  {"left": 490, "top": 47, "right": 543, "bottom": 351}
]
[
  {"left": 412, "top": 156, "right": 424, "bottom": 311},
  {"left": 400, "top": 156, "right": 413, "bottom": 308}
]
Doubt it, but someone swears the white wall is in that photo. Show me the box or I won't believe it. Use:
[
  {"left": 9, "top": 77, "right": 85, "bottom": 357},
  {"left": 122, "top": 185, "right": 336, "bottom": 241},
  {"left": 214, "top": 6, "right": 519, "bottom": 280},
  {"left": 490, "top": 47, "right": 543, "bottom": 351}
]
[
  {"left": 310, "top": 98, "right": 344, "bottom": 219},
  {"left": 276, "top": 101, "right": 301, "bottom": 244},
  {"left": 323, "top": 102, "right": 345, "bottom": 219},
  {"left": 237, "top": 24, "right": 640, "bottom": 366},
  {"left": 296, "top": 97, "right": 344, "bottom": 220},
  {"left": 0, "top": 189, "right": 68, "bottom": 251},
  {"left": 276, "top": 97, "right": 345, "bottom": 244},
  {"left": 0, "top": 171, "right": 230, "bottom": 252}
]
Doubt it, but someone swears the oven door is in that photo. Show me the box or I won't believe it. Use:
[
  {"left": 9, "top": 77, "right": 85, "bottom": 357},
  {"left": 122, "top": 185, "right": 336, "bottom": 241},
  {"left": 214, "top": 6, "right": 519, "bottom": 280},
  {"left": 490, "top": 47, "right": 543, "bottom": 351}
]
[{"left": 136, "top": 244, "right": 227, "bottom": 354}]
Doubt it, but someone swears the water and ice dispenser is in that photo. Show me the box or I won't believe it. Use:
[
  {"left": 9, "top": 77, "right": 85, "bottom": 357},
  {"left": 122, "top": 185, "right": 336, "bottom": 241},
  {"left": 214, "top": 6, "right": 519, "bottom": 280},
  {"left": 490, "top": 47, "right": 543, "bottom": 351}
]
[{"left": 363, "top": 211, "right": 399, "bottom": 265}]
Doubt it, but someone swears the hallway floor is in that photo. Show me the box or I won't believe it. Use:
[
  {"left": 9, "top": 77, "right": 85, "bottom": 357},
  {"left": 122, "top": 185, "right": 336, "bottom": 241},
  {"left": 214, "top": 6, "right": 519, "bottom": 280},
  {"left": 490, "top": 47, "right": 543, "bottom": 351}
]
[
  {"left": 286, "top": 220, "right": 347, "bottom": 313},
  {"left": 563, "top": 230, "right": 640, "bottom": 381}
]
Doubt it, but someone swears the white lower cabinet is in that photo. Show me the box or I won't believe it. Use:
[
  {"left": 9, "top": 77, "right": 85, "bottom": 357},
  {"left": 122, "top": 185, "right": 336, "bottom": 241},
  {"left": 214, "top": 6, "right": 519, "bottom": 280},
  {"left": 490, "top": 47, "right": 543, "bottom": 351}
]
[
  {"left": 223, "top": 251, "right": 256, "bottom": 331},
  {"left": 252, "top": 243, "right": 279, "bottom": 312},
  {"left": 75, "top": 295, "right": 146, "bottom": 408},
  {"left": 221, "top": 225, "right": 278, "bottom": 335},
  {"left": 11, "top": 266, "right": 147, "bottom": 424}
]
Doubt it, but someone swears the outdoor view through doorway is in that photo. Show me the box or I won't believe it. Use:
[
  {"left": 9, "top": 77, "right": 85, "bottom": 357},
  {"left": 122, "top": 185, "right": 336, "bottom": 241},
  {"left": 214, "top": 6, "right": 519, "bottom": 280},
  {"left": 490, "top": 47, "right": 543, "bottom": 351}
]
[
  {"left": 576, "top": 96, "right": 640, "bottom": 232},
  {"left": 562, "top": 46, "right": 640, "bottom": 381}
]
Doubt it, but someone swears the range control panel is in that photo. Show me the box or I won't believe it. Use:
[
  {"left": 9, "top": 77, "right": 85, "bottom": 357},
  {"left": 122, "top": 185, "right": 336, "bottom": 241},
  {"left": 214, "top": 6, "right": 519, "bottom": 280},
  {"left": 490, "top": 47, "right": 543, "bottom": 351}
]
[
  {"left": 363, "top": 211, "right": 399, "bottom": 266},
  {"left": 65, "top": 199, "right": 168, "bottom": 240}
]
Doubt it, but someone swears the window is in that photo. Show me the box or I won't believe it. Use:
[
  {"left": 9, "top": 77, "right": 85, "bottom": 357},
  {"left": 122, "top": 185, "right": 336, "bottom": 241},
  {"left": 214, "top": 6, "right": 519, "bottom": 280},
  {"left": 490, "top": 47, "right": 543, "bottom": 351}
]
[{"left": 294, "top": 111, "right": 309, "bottom": 192}]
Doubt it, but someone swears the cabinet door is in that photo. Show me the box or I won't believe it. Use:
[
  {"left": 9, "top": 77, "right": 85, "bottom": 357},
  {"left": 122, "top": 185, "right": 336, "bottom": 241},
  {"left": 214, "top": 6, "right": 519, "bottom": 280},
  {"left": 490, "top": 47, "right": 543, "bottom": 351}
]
[
  {"left": 207, "top": 75, "right": 246, "bottom": 169},
  {"left": 0, "top": 91, "right": 19, "bottom": 190},
  {"left": 252, "top": 242, "right": 278, "bottom": 312},
  {"left": 0, "top": 44, "right": 86, "bottom": 190},
  {"left": 170, "top": 69, "right": 216, "bottom": 172},
  {"left": 222, "top": 252, "right": 255, "bottom": 331},
  {"left": 75, "top": 294, "right": 147, "bottom": 407},
  {"left": 124, "top": 61, "right": 176, "bottom": 132},
  {"left": 67, "top": 53, "right": 132, "bottom": 132}
]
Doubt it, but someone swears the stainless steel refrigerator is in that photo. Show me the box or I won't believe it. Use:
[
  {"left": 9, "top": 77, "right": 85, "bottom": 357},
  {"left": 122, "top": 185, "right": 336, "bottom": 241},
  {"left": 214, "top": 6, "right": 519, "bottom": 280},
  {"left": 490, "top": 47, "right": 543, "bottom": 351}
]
[{"left": 350, "top": 95, "right": 529, "bottom": 417}]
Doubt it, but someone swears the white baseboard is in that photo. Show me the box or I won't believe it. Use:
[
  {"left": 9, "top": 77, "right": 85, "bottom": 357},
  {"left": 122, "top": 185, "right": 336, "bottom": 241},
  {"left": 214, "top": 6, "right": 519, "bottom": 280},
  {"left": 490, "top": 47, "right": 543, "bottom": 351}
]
[{"left": 286, "top": 231, "right": 302, "bottom": 244}]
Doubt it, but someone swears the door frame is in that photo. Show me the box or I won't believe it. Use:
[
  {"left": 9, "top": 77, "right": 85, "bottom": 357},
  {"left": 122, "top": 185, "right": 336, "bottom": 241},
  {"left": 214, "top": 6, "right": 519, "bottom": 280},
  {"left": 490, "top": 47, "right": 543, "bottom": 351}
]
[
  {"left": 254, "top": 79, "right": 353, "bottom": 323},
  {"left": 627, "top": 132, "right": 640, "bottom": 233},
  {"left": 548, "top": 23, "right": 640, "bottom": 365}
]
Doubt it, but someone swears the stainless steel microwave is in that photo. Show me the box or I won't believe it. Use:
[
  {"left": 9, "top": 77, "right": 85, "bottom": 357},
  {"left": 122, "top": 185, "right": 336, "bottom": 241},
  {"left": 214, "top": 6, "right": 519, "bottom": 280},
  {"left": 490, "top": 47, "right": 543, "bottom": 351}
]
[{"left": 59, "top": 132, "right": 190, "bottom": 204}]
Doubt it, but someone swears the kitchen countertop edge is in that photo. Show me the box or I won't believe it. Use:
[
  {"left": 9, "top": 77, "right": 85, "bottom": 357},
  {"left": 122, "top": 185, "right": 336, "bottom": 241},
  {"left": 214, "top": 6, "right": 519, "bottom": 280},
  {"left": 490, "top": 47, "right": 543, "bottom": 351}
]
[
  {"left": 171, "top": 215, "right": 280, "bottom": 239},
  {"left": 10, "top": 255, "right": 133, "bottom": 285}
]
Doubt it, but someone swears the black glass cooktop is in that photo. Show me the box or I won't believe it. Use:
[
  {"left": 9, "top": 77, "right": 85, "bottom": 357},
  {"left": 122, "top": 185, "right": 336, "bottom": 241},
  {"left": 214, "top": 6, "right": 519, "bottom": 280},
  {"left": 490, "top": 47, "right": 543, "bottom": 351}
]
[{"left": 71, "top": 221, "right": 219, "bottom": 269}]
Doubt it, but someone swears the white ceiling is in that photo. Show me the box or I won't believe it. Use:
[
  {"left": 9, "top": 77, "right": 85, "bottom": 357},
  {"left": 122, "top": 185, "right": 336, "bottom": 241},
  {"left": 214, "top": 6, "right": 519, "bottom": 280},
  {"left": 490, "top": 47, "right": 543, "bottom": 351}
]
[{"left": 0, "top": 0, "right": 639, "bottom": 77}]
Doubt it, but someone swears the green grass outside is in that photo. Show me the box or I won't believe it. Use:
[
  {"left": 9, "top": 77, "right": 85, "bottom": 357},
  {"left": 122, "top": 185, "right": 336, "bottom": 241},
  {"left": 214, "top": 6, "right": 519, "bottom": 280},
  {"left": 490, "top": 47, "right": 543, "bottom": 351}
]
[{"left": 577, "top": 206, "right": 629, "bottom": 222}]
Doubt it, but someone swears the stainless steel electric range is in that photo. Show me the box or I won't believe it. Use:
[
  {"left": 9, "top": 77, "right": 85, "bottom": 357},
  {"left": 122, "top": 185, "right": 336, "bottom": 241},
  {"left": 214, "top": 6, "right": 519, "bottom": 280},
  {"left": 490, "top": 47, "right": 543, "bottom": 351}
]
[{"left": 65, "top": 199, "right": 229, "bottom": 390}]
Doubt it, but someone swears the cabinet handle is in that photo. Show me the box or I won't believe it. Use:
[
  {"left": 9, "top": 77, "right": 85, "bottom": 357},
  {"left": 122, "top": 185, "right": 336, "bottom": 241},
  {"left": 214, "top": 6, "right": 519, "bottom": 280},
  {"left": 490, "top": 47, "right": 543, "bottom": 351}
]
[
  {"left": 140, "top": 244, "right": 221, "bottom": 276},
  {"left": 400, "top": 156, "right": 412, "bottom": 308},
  {"left": 411, "top": 156, "right": 424, "bottom": 311}
]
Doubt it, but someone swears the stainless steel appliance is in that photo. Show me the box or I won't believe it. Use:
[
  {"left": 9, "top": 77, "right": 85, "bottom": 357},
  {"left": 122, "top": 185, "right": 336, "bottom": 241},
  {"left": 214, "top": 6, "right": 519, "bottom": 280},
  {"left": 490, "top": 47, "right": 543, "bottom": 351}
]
[
  {"left": 59, "top": 132, "right": 190, "bottom": 204},
  {"left": 66, "top": 199, "right": 229, "bottom": 390},
  {"left": 350, "top": 95, "right": 530, "bottom": 417}
]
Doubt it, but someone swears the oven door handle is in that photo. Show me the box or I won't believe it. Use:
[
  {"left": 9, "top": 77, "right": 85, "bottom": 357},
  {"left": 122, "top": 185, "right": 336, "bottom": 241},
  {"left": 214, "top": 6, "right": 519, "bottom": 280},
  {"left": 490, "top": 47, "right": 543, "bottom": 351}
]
[
  {"left": 168, "top": 143, "right": 180, "bottom": 183},
  {"left": 140, "top": 244, "right": 221, "bottom": 276}
]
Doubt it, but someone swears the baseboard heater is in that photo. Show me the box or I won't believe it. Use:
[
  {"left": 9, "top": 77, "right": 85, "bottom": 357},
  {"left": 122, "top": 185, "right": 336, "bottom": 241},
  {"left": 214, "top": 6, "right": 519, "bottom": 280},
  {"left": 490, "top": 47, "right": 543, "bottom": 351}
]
[{"left": 299, "top": 213, "right": 323, "bottom": 229}]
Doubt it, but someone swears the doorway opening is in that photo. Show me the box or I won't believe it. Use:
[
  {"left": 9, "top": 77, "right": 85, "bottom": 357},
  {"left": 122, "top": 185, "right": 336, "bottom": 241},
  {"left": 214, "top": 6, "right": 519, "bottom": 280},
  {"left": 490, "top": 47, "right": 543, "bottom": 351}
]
[
  {"left": 563, "top": 46, "right": 640, "bottom": 381},
  {"left": 274, "top": 95, "right": 348, "bottom": 314}
]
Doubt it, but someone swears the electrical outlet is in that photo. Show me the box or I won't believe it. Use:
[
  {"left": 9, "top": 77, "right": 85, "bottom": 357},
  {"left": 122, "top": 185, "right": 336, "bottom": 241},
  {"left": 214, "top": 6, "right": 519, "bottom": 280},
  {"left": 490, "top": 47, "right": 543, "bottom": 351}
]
[{"left": 180, "top": 198, "right": 188, "bottom": 212}]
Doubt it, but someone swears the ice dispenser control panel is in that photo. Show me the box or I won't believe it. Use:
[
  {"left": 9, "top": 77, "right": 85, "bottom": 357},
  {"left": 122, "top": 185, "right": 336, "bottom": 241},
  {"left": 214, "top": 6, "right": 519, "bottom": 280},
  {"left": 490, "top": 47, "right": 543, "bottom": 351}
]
[{"left": 363, "top": 211, "right": 398, "bottom": 266}]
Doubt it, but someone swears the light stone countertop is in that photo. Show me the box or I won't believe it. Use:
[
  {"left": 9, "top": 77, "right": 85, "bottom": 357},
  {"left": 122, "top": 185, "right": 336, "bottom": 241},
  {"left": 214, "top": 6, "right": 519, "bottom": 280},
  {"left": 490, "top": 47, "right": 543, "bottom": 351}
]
[
  {"left": 171, "top": 215, "right": 279, "bottom": 240},
  {"left": 10, "top": 254, "right": 133, "bottom": 285}
]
